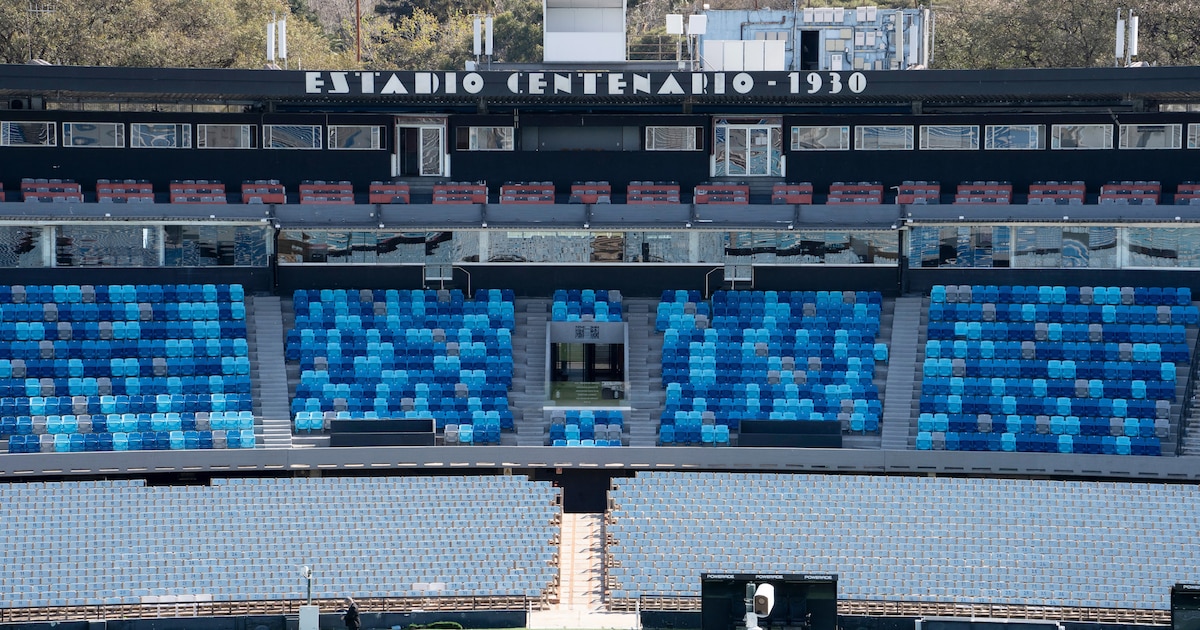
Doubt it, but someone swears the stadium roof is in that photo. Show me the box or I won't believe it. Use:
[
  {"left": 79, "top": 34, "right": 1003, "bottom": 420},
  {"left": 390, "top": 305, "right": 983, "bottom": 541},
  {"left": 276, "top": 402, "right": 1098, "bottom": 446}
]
[{"left": 4, "top": 63, "right": 1200, "bottom": 109}]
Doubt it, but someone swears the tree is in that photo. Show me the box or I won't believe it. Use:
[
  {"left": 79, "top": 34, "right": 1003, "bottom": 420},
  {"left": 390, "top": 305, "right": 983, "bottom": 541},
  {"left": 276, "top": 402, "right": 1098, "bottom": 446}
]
[
  {"left": 375, "top": 0, "right": 488, "bottom": 23},
  {"left": 0, "top": 0, "right": 350, "bottom": 68},
  {"left": 934, "top": 0, "right": 1200, "bottom": 69},
  {"left": 363, "top": 8, "right": 472, "bottom": 70},
  {"left": 492, "top": 0, "right": 541, "bottom": 63}
]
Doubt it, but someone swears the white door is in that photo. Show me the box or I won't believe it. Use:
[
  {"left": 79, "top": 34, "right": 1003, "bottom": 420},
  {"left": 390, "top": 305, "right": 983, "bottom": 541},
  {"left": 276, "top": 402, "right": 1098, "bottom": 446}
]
[
  {"left": 395, "top": 122, "right": 446, "bottom": 177},
  {"left": 713, "top": 122, "right": 781, "bottom": 177}
]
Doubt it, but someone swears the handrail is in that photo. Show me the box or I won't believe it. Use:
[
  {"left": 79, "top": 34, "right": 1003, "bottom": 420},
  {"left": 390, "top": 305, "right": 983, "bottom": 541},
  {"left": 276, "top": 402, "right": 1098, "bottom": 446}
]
[{"left": 1176, "top": 311, "right": 1200, "bottom": 455}]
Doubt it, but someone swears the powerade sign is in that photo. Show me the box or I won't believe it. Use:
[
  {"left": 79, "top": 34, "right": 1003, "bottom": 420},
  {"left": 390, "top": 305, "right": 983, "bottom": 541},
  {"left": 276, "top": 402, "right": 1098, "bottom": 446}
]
[{"left": 304, "top": 71, "right": 867, "bottom": 98}]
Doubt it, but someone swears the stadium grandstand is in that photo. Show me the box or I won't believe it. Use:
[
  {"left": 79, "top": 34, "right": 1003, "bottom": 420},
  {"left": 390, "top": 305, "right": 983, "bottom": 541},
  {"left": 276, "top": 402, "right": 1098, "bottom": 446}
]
[{"left": 3, "top": 60, "right": 1200, "bottom": 630}]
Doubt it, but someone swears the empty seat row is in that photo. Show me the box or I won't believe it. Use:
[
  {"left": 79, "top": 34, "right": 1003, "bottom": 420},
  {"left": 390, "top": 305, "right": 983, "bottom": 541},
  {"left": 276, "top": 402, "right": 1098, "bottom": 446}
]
[
  {"left": 930, "top": 303, "right": 1199, "bottom": 326},
  {"left": 916, "top": 431, "right": 1159, "bottom": 455},
  {"left": 7, "top": 429, "right": 256, "bottom": 452},
  {"left": 0, "top": 410, "right": 253, "bottom": 436},
  {"left": 931, "top": 284, "right": 1192, "bottom": 306},
  {"left": 917, "top": 412, "right": 1168, "bottom": 438},
  {"left": 929, "top": 324, "right": 1188, "bottom": 348},
  {"left": 0, "top": 284, "right": 244, "bottom": 304},
  {"left": 659, "top": 423, "right": 730, "bottom": 445}
]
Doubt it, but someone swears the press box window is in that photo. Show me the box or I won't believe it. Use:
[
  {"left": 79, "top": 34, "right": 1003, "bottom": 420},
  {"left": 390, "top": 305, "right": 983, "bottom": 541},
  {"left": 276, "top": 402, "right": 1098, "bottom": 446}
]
[
  {"left": 0, "top": 121, "right": 55, "bottom": 146},
  {"left": 1051, "top": 124, "right": 1113, "bottom": 150},
  {"left": 130, "top": 123, "right": 191, "bottom": 148},
  {"left": 984, "top": 124, "right": 1045, "bottom": 150},
  {"left": 456, "top": 126, "right": 515, "bottom": 151},
  {"left": 264, "top": 124, "right": 322, "bottom": 149},
  {"left": 645, "top": 126, "right": 702, "bottom": 151},
  {"left": 1119, "top": 123, "right": 1182, "bottom": 149},
  {"left": 919, "top": 125, "right": 979, "bottom": 150},
  {"left": 329, "top": 125, "right": 383, "bottom": 150},
  {"left": 854, "top": 126, "right": 913, "bottom": 150},
  {"left": 197, "top": 124, "right": 255, "bottom": 149},
  {"left": 63, "top": 122, "right": 124, "bottom": 148},
  {"left": 791, "top": 126, "right": 849, "bottom": 151}
]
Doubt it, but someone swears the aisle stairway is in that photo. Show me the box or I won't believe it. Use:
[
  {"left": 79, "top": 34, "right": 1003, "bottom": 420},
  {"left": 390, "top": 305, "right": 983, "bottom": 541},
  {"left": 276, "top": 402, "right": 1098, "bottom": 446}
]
[
  {"left": 511, "top": 299, "right": 551, "bottom": 445},
  {"left": 623, "top": 299, "right": 664, "bottom": 446},
  {"left": 879, "top": 296, "right": 924, "bottom": 450},
  {"left": 247, "top": 295, "right": 293, "bottom": 449},
  {"left": 529, "top": 513, "right": 637, "bottom": 629}
]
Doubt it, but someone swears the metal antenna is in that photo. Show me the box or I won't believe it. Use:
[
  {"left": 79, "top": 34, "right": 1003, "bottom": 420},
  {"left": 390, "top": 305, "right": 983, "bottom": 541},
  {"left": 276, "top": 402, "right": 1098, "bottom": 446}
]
[{"left": 26, "top": 0, "right": 54, "bottom": 62}]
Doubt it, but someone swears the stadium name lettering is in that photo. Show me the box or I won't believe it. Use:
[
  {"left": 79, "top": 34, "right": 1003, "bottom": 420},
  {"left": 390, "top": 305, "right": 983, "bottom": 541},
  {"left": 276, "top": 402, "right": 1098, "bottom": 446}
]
[{"left": 303, "top": 71, "right": 867, "bottom": 97}]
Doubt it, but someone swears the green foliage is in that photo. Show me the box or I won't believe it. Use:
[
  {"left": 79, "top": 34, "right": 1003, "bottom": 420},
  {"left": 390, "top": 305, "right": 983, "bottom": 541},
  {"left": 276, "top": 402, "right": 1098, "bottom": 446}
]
[
  {"left": 0, "top": 0, "right": 350, "bottom": 68},
  {"left": 376, "top": 0, "right": 489, "bottom": 24},
  {"left": 492, "top": 0, "right": 542, "bottom": 63},
  {"left": 935, "top": 0, "right": 1200, "bottom": 69},
  {"left": 362, "top": 9, "right": 472, "bottom": 70}
]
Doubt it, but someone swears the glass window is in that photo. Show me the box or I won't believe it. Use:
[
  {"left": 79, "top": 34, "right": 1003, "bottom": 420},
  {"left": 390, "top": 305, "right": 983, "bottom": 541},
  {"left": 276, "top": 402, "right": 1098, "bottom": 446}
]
[
  {"left": 919, "top": 125, "right": 979, "bottom": 150},
  {"left": 1051, "top": 124, "right": 1113, "bottom": 150},
  {"left": 1179, "top": 228, "right": 1200, "bottom": 267},
  {"left": 375, "top": 232, "right": 439, "bottom": 264},
  {"left": 456, "top": 126, "right": 515, "bottom": 151},
  {"left": 328, "top": 125, "right": 382, "bottom": 150},
  {"left": 0, "top": 226, "right": 45, "bottom": 267},
  {"left": 626, "top": 232, "right": 691, "bottom": 263},
  {"left": 488, "top": 231, "right": 591, "bottom": 263},
  {"left": 790, "top": 126, "right": 849, "bottom": 151},
  {"left": 197, "top": 124, "right": 255, "bottom": 149},
  {"left": 854, "top": 125, "right": 913, "bottom": 150},
  {"left": 1084, "top": 227, "right": 1118, "bottom": 268},
  {"left": 590, "top": 232, "right": 625, "bottom": 262},
  {"left": 130, "top": 123, "right": 191, "bottom": 148},
  {"left": 1118, "top": 123, "right": 1182, "bottom": 149},
  {"left": 984, "top": 125, "right": 1044, "bottom": 150},
  {"left": 993, "top": 226, "right": 1011, "bottom": 267},
  {"left": 264, "top": 124, "right": 321, "bottom": 149},
  {"left": 0, "top": 121, "right": 55, "bottom": 147},
  {"left": 696, "top": 232, "right": 725, "bottom": 263},
  {"left": 645, "top": 126, "right": 701, "bottom": 151},
  {"left": 725, "top": 231, "right": 774, "bottom": 263},
  {"left": 1189, "top": 124, "right": 1200, "bottom": 149},
  {"left": 777, "top": 231, "right": 822, "bottom": 263},
  {"left": 1126, "top": 227, "right": 1183, "bottom": 268},
  {"left": 1057, "top": 226, "right": 1119, "bottom": 268},
  {"left": 63, "top": 122, "right": 124, "bottom": 148},
  {"left": 1013, "top": 226, "right": 1062, "bottom": 267},
  {"left": 55, "top": 225, "right": 160, "bottom": 267},
  {"left": 163, "top": 225, "right": 268, "bottom": 267},
  {"left": 911, "top": 226, "right": 1011, "bottom": 268}
]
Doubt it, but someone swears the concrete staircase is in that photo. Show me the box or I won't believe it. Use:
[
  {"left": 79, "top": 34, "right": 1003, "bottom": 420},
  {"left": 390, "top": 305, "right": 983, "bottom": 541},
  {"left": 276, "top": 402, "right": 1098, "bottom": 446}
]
[
  {"left": 1172, "top": 322, "right": 1200, "bottom": 456},
  {"left": 511, "top": 298, "right": 551, "bottom": 446},
  {"left": 247, "top": 295, "right": 293, "bottom": 449},
  {"left": 528, "top": 513, "right": 637, "bottom": 629},
  {"left": 623, "top": 299, "right": 664, "bottom": 447},
  {"left": 879, "top": 296, "right": 925, "bottom": 451}
]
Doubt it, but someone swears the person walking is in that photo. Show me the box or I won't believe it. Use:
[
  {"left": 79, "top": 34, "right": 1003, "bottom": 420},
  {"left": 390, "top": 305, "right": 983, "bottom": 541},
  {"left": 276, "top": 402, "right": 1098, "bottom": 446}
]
[{"left": 343, "top": 597, "right": 360, "bottom": 630}]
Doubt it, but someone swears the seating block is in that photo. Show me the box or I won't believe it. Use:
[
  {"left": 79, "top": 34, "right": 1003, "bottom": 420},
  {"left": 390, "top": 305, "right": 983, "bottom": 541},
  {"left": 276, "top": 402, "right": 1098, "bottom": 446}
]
[{"left": 368, "top": 182, "right": 410, "bottom": 204}]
